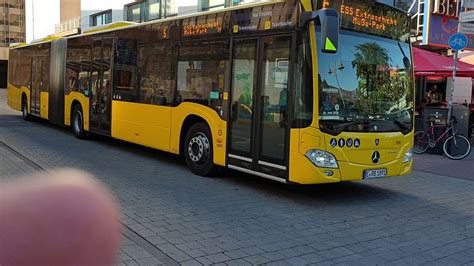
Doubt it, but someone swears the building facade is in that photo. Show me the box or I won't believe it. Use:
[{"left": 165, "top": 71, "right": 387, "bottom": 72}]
[
  {"left": 0, "top": 0, "right": 26, "bottom": 88},
  {"left": 124, "top": 0, "right": 177, "bottom": 23},
  {"left": 56, "top": 0, "right": 128, "bottom": 36}
]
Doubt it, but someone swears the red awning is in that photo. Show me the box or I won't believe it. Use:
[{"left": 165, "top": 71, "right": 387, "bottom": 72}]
[{"left": 413, "top": 47, "right": 474, "bottom": 78}]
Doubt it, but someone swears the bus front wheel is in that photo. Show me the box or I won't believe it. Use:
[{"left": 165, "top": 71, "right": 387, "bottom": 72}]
[
  {"left": 184, "top": 122, "right": 214, "bottom": 176},
  {"left": 72, "top": 105, "right": 87, "bottom": 139}
]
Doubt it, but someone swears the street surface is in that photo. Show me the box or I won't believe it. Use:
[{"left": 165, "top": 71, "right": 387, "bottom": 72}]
[{"left": 0, "top": 89, "right": 473, "bottom": 265}]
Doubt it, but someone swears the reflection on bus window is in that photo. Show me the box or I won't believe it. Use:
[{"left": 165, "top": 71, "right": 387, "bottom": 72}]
[
  {"left": 317, "top": 30, "right": 414, "bottom": 134},
  {"left": 177, "top": 41, "right": 229, "bottom": 115},
  {"left": 137, "top": 43, "right": 177, "bottom": 106}
]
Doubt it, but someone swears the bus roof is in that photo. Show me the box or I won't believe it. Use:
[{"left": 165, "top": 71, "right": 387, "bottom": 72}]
[
  {"left": 10, "top": 35, "right": 62, "bottom": 49},
  {"left": 82, "top": 21, "right": 137, "bottom": 35},
  {"left": 67, "top": 0, "right": 286, "bottom": 40},
  {"left": 12, "top": 0, "right": 288, "bottom": 48}
]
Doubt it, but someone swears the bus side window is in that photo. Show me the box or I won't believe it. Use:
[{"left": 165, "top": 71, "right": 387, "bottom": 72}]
[
  {"left": 66, "top": 40, "right": 93, "bottom": 96},
  {"left": 177, "top": 40, "right": 230, "bottom": 117},
  {"left": 137, "top": 43, "right": 177, "bottom": 106},
  {"left": 114, "top": 39, "right": 138, "bottom": 103}
]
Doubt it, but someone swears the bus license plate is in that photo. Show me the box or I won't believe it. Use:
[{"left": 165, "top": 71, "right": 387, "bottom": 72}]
[{"left": 364, "top": 169, "right": 387, "bottom": 179}]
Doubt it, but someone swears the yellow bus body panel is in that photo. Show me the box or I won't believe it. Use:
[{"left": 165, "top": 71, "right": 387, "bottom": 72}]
[
  {"left": 40, "top": 92, "right": 49, "bottom": 120},
  {"left": 289, "top": 128, "right": 341, "bottom": 184},
  {"left": 289, "top": 127, "right": 414, "bottom": 184},
  {"left": 64, "top": 92, "right": 90, "bottom": 131},
  {"left": 110, "top": 101, "right": 227, "bottom": 167},
  {"left": 111, "top": 101, "right": 172, "bottom": 152},
  {"left": 7, "top": 84, "right": 30, "bottom": 112},
  {"left": 170, "top": 103, "right": 227, "bottom": 167},
  {"left": 7, "top": 83, "right": 21, "bottom": 111}
]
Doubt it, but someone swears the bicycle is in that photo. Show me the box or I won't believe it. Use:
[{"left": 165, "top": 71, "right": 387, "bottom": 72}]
[
  {"left": 450, "top": 37, "right": 466, "bottom": 48},
  {"left": 414, "top": 117, "right": 471, "bottom": 160}
]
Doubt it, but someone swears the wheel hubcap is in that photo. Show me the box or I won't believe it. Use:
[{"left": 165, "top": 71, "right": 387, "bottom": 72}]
[{"left": 188, "top": 133, "right": 210, "bottom": 164}]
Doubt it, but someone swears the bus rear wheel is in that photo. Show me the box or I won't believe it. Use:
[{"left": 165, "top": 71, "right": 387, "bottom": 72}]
[
  {"left": 72, "top": 105, "right": 87, "bottom": 139},
  {"left": 184, "top": 122, "right": 214, "bottom": 176},
  {"left": 21, "top": 96, "right": 30, "bottom": 121}
]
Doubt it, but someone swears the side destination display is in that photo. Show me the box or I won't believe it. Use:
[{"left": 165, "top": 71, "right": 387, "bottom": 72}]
[{"left": 232, "top": 0, "right": 298, "bottom": 34}]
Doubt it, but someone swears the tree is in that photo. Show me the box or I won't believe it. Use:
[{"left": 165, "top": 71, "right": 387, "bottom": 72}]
[
  {"left": 352, "top": 42, "right": 391, "bottom": 113},
  {"left": 351, "top": 42, "right": 410, "bottom": 114}
]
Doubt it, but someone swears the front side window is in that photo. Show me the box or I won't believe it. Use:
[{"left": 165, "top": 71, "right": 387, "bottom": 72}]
[
  {"left": 317, "top": 30, "right": 414, "bottom": 135},
  {"left": 293, "top": 32, "right": 313, "bottom": 128}
]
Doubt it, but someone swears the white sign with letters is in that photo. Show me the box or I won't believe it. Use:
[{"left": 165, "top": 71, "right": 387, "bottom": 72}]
[
  {"left": 460, "top": 10, "right": 474, "bottom": 23},
  {"left": 460, "top": 22, "right": 474, "bottom": 35},
  {"left": 464, "top": 0, "right": 474, "bottom": 8}
]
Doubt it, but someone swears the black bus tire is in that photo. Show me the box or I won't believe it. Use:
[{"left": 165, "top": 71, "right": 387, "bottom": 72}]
[
  {"left": 72, "top": 105, "right": 87, "bottom": 139},
  {"left": 184, "top": 122, "right": 214, "bottom": 176},
  {"left": 21, "top": 95, "right": 30, "bottom": 121}
]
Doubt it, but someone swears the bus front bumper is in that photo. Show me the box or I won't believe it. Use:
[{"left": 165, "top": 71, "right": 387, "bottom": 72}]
[
  {"left": 289, "top": 151, "right": 413, "bottom": 184},
  {"left": 337, "top": 159, "right": 413, "bottom": 182}
]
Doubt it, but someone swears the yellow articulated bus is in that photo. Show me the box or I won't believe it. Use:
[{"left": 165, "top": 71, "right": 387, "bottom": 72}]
[{"left": 7, "top": 0, "right": 414, "bottom": 184}]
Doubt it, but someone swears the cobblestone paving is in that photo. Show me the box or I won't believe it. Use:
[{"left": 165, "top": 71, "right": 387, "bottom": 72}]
[{"left": 1, "top": 89, "right": 473, "bottom": 265}]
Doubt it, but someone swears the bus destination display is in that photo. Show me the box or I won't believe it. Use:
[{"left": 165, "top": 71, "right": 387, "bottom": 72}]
[{"left": 320, "top": 0, "right": 409, "bottom": 41}]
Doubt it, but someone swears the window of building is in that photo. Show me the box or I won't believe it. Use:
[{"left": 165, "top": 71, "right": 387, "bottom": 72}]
[
  {"left": 91, "top": 10, "right": 113, "bottom": 27},
  {"left": 127, "top": 4, "right": 142, "bottom": 23},
  {"left": 147, "top": 0, "right": 161, "bottom": 21},
  {"left": 203, "top": 0, "right": 225, "bottom": 11}
]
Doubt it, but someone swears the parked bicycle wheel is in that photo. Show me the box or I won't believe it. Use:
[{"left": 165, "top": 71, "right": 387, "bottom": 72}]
[
  {"left": 443, "top": 134, "right": 471, "bottom": 160},
  {"left": 414, "top": 131, "right": 430, "bottom": 154}
]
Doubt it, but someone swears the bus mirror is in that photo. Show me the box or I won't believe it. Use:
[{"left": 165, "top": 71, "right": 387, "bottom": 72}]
[{"left": 300, "top": 9, "right": 340, "bottom": 54}]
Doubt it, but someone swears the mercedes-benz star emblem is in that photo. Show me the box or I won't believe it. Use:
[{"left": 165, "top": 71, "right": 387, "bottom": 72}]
[
  {"left": 375, "top": 139, "right": 380, "bottom": 146},
  {"left": 372, "top": 151, "right": 381, "bottom": 164}
]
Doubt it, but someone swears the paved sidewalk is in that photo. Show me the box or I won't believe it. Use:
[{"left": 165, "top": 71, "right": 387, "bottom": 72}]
[{"left": 414, "top": 151, "right": 474, "bottom": 182}]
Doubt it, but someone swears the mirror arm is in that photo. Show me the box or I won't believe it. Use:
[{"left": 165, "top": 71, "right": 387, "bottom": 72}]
[
  {"left": 300, "top": 9, "right": 339, "bottom": 28},
  {"left": 299, "top": 8, "right": 340, "bottom": 54},
  {"left": 299, "top": 11, "right": 321, "bottom": 28}
]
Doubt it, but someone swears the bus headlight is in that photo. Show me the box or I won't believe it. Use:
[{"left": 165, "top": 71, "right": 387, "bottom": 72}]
[
  {"left": 403, "top": 148, "right": 413, "bottom": 163},
  {"left": 306, "top": 150, "right": 339, "bottom": 169}
]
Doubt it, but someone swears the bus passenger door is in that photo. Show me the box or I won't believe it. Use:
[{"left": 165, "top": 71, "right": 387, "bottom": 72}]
[
  {"left": 228, "top": 35, "right": 293, "bottom": 182},
  {"left": 30, "top": 57, "right": 42, "bottom": 116},
  {"left": 89, "top": 37, "right": 114, "bottom": 135}
]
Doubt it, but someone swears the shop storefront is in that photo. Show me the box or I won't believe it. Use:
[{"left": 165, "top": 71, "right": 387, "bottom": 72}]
[
  {"left": 413, "top": 0, "right": 474, "bottom": 138},
  {"left": 414, "top": 48, "right": 474, "bottom": 137}
]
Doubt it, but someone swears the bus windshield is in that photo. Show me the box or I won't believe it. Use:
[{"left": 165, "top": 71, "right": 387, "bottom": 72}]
[{"left": 317, "top": 30, "right": 414, "bottom": 135}]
